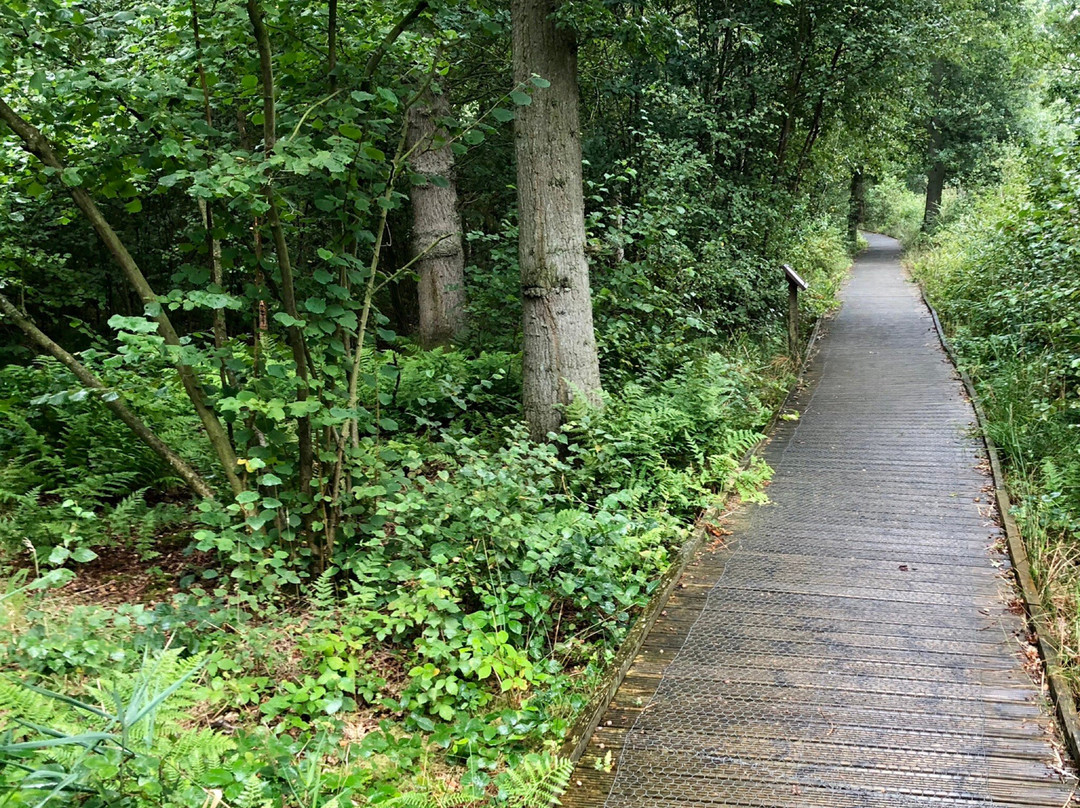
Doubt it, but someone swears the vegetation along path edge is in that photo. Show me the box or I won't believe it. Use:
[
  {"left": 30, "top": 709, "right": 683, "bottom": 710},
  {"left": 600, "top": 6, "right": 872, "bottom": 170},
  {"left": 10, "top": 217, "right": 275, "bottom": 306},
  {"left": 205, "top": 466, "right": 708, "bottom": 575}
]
[
  {"left": 560, "top": 308, "right": 828, "bottom": 762},
  {"left": 919, "top": 280, "right": 1080, "bottom": 767}
]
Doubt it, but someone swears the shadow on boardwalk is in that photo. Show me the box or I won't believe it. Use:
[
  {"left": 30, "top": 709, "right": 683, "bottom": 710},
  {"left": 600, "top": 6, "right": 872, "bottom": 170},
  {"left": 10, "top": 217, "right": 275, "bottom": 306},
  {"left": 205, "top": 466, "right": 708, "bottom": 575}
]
[{"left": 563, "top": 234, "right": 1078, "bottom": 808}]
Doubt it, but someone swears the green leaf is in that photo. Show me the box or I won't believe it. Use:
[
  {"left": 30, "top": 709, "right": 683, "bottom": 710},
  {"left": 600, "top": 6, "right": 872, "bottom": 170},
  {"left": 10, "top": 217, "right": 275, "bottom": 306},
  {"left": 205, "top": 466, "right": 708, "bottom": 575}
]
[
  {"left": 339, "top": 123, "right": 363, "bottom": 141},
  {"left": 529, "top": 76, "right": 551, "bottom": 88},
  {"left": 60, "top": 168, "right": 82, "bottom": 187},
  {"left": 491, "top": 107, "right": 515, "bottom": 123},
  {"left": 273, "top": 312, "right": 306, "bottom": 328},
  {"left": 125, "top": 199, "right": 142, "bottom": 214},
  {"left": 71, "top": 548, "right": 98, "bottom": 563},
  {"left": 4, "top": 732, "right": 116, "bottom": 751},
  {"left": 509, "top": 91, "right": 532, "bottom": 106}
]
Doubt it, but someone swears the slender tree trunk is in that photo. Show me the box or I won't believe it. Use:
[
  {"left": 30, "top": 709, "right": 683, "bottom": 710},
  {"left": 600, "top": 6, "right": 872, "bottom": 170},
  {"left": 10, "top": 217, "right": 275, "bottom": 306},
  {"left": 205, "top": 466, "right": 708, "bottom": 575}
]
[
  {"left": 246, "top": 0, "right": 315, "bottom": 494},
  {"left": 0, "top": 97, "right": 246, "bottom": 500},
  {"left": 0, "top": 292, "right": 216, "bottom": 500},
  {"left": 512, "top": 0, "right": 602, "bottom": 440},
  {"left": 773, "top": 7, "right": 811, "bottom": 181},
  {"left": 190, "top": 0, "right": 232, "bottom": 392},
  {"left": 406, "top": 88, "right": 468, "bottom": 348},
  {"left": 848, "top": 167, "right": 866, "bottom": 248}
]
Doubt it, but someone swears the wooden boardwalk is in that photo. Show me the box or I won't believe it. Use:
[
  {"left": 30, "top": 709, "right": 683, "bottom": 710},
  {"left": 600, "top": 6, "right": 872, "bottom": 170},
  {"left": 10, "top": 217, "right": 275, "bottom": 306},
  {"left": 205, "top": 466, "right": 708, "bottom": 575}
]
[{"left": 563, "top": 235, "right": 1077, "bottom": 807}]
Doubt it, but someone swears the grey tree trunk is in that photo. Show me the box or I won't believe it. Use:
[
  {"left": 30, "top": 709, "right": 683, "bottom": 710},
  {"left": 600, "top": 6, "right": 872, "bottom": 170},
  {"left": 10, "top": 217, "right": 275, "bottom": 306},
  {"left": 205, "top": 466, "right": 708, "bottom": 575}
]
[
  {"left": 512, "top": 0, "right": 602, "bottom": 440},
  {"left": 406, "top": 89, "right": 468, "bottom": 348}
]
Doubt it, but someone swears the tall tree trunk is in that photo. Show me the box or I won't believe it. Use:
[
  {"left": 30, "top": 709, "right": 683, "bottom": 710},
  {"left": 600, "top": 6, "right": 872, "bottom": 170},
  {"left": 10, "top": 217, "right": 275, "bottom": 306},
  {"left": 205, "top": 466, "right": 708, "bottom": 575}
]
[
  {"left": 848, "top": 167, "right": 866, "bottom": 248},
  {"left": 923, "top": 159, "right": 946, "bottom": 232},
  {"left": 0, "top": 293, "right": 216, "bottom": 500},
  {"left": 406, "top": 88, "right": 468, "bottom": 348},
  {"left": 923, "top": 60, "right": 947, "bottom": 233},
  {"left": 512, "top": 0, "right": 602, "bottom": 440}
]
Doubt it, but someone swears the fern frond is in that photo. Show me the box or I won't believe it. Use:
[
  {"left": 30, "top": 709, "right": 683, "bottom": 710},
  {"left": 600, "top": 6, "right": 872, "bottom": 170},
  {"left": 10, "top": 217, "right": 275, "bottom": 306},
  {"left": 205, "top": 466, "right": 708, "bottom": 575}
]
[
  {"left": 500, "top": 754, "right": 574, "bottom": 808},
  {"left": 310, "top": 566, "right": 338, "bottom": 614}
]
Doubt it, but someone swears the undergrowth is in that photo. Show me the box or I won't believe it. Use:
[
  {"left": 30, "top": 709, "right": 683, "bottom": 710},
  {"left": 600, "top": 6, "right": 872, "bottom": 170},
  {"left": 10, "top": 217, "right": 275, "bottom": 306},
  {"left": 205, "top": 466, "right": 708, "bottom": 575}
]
[{"left": 0, "top": 327, "right": 814, "bottom": 806}]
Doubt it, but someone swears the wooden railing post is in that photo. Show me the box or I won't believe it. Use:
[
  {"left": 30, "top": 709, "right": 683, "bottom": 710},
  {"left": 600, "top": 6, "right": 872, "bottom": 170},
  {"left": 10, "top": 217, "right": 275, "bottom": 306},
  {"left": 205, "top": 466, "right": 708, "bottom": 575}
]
[{"left": 783, "top": 263, "right": 809, "bottom": 361}]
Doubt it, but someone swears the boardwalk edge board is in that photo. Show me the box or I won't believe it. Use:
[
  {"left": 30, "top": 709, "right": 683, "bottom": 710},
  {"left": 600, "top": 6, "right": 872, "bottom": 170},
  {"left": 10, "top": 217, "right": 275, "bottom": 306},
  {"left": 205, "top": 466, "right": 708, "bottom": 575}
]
[
  {"left": 919, "top": 282, "right": 1080, "bottom": 768},
  {"left": 559, "top": 312, "right": 826, "bottom": 763}
]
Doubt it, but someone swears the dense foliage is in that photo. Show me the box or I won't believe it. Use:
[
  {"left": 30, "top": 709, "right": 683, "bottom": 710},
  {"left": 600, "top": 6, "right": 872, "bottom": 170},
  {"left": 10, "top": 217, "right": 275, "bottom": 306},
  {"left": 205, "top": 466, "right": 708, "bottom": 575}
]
[{"left": 0, "top": 0, "right": 1046, "bottom": 804}]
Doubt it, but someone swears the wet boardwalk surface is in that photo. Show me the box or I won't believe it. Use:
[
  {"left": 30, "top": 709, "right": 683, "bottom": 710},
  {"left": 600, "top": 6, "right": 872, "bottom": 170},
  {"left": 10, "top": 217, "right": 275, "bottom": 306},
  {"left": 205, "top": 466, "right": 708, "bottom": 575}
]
[{"left": 563, "top": 235, "right": 1077, "bottom": 807}]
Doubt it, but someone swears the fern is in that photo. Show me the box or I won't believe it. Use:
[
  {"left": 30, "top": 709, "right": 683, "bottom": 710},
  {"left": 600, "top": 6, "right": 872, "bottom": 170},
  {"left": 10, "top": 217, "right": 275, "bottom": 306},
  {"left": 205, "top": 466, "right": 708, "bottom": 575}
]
[
  {"left": 498, "top": 753, "right": 574, "bottom": 808},
  {"left": 233, "top": 775, "right": 273, "bottom": 808},
  {"left": 386, "top": 755, "right": 571, "bottom": 808},
  {"left": 389, "top": 791, "right": 482, "bottom": 808},
  {"left": 720, "top": 428, "right": 763, "bottom": 461},
  {"left": 0, "top": 649, "right": 234, "bottom": 804},
  {"left": 310, "top": 565, "right": 338, "bottom": 615}
]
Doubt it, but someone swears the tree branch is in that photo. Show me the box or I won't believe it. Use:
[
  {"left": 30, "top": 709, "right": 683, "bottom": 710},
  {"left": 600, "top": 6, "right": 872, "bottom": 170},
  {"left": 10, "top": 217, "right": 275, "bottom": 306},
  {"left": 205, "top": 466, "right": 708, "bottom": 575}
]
[
  {"left": 0, "top": 95, "right": 247, "bottom": 500},
  {"left": 360, "top": 1, "right": 430, "bottom": 92},
  {"left": 0, "top": 291, "right": 216, "bottom": 500}
]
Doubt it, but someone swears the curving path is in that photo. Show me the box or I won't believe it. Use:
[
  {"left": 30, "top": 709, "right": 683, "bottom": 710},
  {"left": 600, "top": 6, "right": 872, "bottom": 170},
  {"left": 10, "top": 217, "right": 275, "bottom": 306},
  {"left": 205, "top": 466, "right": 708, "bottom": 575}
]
[{"left": 563, "top": 234, "right": 1077, "bottom": 807}]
